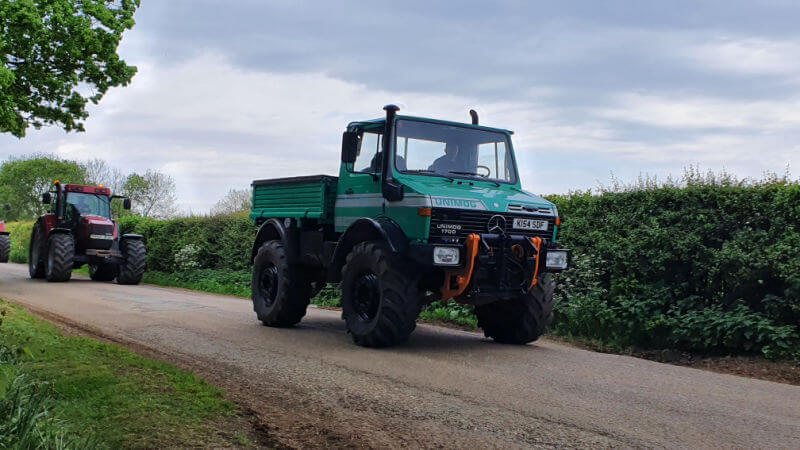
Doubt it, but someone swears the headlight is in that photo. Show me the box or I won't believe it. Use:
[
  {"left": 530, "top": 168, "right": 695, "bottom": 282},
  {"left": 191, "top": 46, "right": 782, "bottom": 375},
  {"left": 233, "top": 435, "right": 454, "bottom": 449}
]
[
  {"left": 545, "top": 250, "right": 568, "bottom": 270},
  {"left": 433, "top": 247, "right": 460, "bottom": 266}
]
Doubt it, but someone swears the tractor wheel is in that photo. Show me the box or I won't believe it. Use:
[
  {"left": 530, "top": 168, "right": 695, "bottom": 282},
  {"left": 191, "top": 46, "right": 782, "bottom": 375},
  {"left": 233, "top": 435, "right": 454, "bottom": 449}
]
[
  {"left": 45, "top": 233, "right": 74, "bottom": 282},
  {"left": 28, "top": 224, "right": 46, "bottom": 279},
  {"left": 89, "top": 263, "right": 117, "bottom": 281},
  {"left": 340, "top": 241, "right": 421, "bottom": 347},
  {"left": 476, "top": 273, "right": 555, "bottom": 344},
  {"left": 117, "top": 239, "right": 146, "bottom": 285},
  {"left": 0, "top": 235, "right": 9, "bottom": 263},
  {"left": 251, "top": 240, "right": 312, "bottom": 327}
]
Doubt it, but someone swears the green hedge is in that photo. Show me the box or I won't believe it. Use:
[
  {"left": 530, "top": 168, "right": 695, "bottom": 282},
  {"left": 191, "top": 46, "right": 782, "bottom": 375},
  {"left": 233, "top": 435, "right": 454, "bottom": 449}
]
[
  {"left": 3, "top": 221, "right": 33, "bottom": 263},
  {"left": 549, "top": 182, "right": 800, "bottom": 359},
  {"left": 117, "top": 212, "right": 253, "bottom": 272}
]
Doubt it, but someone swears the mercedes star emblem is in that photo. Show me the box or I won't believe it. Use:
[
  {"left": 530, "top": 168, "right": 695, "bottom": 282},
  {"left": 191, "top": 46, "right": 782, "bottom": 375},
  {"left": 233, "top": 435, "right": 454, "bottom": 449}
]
[{"left": 487, "top": 215, "right": 506, "bottom": 234}]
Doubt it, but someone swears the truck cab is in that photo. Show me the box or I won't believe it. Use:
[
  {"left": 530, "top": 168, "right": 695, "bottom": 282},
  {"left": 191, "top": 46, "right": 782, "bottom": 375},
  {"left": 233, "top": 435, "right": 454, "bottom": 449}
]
[{"left": 251, "top": 105, "right": 569, "bottom": 347}]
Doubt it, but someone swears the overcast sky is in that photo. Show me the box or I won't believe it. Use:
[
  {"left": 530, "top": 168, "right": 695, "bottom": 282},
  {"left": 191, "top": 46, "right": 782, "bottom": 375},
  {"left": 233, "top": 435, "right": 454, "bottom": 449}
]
[{"left": 2, "top": 0, "right": 799, "bottom": 212}]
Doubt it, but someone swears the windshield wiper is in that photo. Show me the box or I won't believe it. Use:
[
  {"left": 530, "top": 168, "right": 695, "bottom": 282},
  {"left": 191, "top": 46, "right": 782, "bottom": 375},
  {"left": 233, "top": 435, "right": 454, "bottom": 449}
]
[
  {"left": 448, "top": 171, "right": 500, "bottom": 186},
  {"left": 406, "top": 169, "right": 454, "bottom": 182}
]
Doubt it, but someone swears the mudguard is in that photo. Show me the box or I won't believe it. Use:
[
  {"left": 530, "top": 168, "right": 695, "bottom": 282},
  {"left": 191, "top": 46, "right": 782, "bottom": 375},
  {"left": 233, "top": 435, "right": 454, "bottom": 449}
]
[
  {"left": 328, "top": 217, "right": 407, "bottom": 283},
  {"left": 251, "top": 218, "right": 288, "bottom": 263}
]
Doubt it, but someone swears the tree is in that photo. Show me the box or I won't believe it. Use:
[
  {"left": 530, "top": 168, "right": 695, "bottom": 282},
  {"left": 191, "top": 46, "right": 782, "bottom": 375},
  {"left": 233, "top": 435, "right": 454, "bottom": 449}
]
[
  {"left": 0, "top": 154, "right": 88, "bottom": 221},
  {"left": 0, "top": 0, "right": 140, "bottom": 138},
  {"left": 123, "top": 170, "right": 178, "bottom": 218},
  {"left": 85, "top": 158, "right": 126, "bottom": 194},
  {"left": 210, "top": 189, "right": 251, "bottom": 215}
]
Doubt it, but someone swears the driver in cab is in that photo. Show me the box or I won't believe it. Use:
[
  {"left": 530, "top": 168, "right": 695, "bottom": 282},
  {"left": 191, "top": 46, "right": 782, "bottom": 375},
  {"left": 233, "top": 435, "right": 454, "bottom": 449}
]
[{"left": 428, "top": 142, "right": 466, "bottom": 174}]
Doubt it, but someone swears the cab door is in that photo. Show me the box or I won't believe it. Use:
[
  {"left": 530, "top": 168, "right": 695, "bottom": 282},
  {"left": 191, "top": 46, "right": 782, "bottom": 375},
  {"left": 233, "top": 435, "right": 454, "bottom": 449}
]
[{"left": 335, "top": 126, "right": 385, "bottom": 232}]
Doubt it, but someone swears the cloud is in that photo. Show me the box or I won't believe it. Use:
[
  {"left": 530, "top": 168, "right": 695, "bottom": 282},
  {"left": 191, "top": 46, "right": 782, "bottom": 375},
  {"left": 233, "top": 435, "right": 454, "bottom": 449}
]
[
  {"left": 686, "top": 37, "right": 800, "bottom": 78},
  {"left": 3, "top": 2, "right": 800, "bottom": 211}
]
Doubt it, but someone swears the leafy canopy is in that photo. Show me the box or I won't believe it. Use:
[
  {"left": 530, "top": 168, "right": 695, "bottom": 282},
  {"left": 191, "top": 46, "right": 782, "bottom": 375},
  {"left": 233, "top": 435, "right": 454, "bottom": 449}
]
[
  {"left": 0, "top": 0, "right": 140, "bottom": 137},
  {"left": 0, "top": 154, "right": 88, "bottom": 221}
]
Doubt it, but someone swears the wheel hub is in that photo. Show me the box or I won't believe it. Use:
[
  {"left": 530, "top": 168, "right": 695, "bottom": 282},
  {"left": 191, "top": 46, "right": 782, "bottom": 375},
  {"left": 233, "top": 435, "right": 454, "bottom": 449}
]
[
  {"left": 352, "top": 273, "right": 380, "bottom": 322},
  {"left": 259, "top": 264, "right": 279, "bottom": 306}
]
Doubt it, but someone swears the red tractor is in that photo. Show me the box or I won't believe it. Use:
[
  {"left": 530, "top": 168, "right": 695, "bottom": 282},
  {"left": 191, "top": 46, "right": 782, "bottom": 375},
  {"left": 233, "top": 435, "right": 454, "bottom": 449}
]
[
  {"left": 0, "top": 204, "right": 10, "bottom": 263},
  {"left": 28, "top": 181, "right": 146, "bottom": 283}
]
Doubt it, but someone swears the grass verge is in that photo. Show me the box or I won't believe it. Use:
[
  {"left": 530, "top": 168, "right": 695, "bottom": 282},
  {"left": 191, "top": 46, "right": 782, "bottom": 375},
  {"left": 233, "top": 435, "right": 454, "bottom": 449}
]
[{"left": 0, "top": 299, "right": 253, "bottom": 448}]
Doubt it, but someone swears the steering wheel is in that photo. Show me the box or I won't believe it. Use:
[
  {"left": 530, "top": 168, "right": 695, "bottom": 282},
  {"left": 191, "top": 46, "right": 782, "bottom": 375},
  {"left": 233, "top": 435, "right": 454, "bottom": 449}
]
[{"left": 476, "top": 165, "right": 491, "bottom": 177}]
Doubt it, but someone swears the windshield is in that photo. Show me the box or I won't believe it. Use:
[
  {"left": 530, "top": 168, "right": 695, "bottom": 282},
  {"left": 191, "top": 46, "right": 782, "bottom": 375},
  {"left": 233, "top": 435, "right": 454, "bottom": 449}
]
[
  {"left": 65, "top": 192, "right": 111, "bottom": 218},
  {"left": 395, "top": 119, "right": 517, "bottom": 184}
]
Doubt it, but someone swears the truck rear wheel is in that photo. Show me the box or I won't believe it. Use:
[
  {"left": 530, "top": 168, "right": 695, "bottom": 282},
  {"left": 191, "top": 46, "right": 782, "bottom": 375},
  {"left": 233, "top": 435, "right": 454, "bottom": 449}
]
[
  {"left": 45, "top": 233, "right": 74, "bottom": 282},
  {"left": 0, "top": 235, "right": 9, "bottom": 263},
  {"left": 117, "top": 239, "right": 146, "bottom": 285},
  {"left": 340, "top": 241, "right": 421, "bottom": 347},
  {"left": 476, "top": 274, "right": 554, "bottom": 344},
  {"left": 29, "top": 224, "right": 46, "bottom": 278},
  {"left": 252, "top": 240, "right": 312, "bottom": 327},
  {"left": 90, "top": 263, "right": 117, "bottom": 281}
]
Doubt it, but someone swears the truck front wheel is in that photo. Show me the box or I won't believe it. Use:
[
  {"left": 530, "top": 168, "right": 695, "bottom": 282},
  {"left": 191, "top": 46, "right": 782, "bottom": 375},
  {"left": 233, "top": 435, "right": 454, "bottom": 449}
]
[
  {"left": 476, "top": 274, "right": 555, "bottom": 344},
  {"left": 252, "top": 240, "right": 312, "bottom": 327},
  {"left": 340, "top": 241, "right": 421, "bottom": 347}
]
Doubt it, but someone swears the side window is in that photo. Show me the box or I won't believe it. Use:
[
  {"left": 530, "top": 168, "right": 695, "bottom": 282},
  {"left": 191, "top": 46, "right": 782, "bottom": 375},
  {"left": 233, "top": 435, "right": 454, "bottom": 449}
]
[{"left": 353, "top": 131, "right": 382, "bottom": 174}]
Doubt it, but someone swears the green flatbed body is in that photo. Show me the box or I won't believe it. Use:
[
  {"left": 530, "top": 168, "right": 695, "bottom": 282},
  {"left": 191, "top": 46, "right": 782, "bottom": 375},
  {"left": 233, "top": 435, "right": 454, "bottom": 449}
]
[{"left": 250, "top": 175, "right": 338, "bottom": 225}]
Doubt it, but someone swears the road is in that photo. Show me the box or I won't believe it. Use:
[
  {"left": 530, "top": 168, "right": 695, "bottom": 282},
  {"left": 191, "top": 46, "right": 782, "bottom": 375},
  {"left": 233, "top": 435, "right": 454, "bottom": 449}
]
[{"left": 0, "top": 263, "right": 798, "bottom": 448}]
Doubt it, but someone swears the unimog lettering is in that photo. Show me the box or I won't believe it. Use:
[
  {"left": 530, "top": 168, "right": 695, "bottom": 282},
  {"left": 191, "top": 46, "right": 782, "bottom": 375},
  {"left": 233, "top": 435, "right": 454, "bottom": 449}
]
[
  {"left": 436, "top": 223, "right": 462, "bottom": 235},
  {"left": 432, "top": 197, "right": 485, "bottom": 210}
]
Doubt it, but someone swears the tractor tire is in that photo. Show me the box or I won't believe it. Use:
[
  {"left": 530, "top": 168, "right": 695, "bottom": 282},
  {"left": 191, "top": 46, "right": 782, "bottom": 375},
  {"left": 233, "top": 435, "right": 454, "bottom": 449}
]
[
  {"left": 28, "top": 224, "right": 46, "bottom": 279},
  {"left": 340, "top": 241, "right": 421, "bottom": 347},
  {"left": 45, "top": 233, "right": 74, "bottom": 282},
  {"left": 251, "top": 241, "right": 313, "bottom": 327},
  {"left": 476, "top": 273, "right": 555, "bottom": 345},
  {"left": 117, "top": 239, "right": 146, "bottom": 285},
  {"left": 89, "top": 263, "right": 117, "bottom": 281},
  {"left": 0, "top": 235, "right": 9, "bottom": 263}
]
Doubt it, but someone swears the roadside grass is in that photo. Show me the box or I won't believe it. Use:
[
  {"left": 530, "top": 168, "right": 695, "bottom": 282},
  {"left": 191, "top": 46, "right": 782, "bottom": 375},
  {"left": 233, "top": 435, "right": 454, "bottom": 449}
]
[
  {"left": 143, "top": 269, "right": 480, "bottom": 329},
  {"left": 0, "top": 299, "right": 249, "bottom": 448}
]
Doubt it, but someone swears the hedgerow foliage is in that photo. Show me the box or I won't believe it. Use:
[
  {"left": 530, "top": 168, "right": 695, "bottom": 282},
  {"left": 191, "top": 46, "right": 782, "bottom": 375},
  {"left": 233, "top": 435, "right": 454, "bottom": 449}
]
[
  {"left": 549, "top": 169, "right": 800, "bottom": 359},
  {"left": 117, "top": 212, "right": 253, "bottom": 272}
]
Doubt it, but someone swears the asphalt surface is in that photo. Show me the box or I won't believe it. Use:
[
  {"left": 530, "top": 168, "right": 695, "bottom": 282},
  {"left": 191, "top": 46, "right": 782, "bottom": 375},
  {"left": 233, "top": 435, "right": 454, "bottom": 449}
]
[{"left": 0, "top": 262, "right": 798, "bottom": 448}]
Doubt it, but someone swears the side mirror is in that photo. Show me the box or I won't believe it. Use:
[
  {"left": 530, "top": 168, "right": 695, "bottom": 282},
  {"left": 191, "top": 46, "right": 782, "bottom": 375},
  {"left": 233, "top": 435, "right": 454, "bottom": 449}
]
[
  {"left": 341, "top": 131, "right": 359, "bottom": 164},
  {"left": 123, "top": 198, "right": 132, "bottom": 210},
  {"left": 42, "top": 193, "right": 51, "bottom": 204}
]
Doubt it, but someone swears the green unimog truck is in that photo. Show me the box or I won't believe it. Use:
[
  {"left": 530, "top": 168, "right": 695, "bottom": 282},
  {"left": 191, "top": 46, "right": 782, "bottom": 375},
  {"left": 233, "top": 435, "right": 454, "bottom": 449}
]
[{"left": 250, "top": 105, "right": 570, "bottom": 347}]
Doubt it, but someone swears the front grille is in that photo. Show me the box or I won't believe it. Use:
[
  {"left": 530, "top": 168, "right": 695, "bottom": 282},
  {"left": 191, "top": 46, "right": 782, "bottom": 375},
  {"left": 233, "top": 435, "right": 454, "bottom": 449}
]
[{"left": 429, "top": 208, "right": 554, "bottom": 241}]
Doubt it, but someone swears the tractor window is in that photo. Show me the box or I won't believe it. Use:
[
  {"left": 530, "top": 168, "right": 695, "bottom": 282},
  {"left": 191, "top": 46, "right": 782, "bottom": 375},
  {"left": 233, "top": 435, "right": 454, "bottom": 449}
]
[
  {"left": 65, "top": 193, "right": 111, "bottom": 219},
  {"left": 353, "top": 131, "right": 382, "bottom": 174}
]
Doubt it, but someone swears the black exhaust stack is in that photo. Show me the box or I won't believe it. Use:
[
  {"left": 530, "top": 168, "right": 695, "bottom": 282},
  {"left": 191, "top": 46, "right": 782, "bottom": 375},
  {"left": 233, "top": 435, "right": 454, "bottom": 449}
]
[
  {"left": 54, "top": 181, "right": 65, "bottom": 223},
  {"left": 381, "top": 104, "right": 404, "bottom": 201},
  {"left": 469, "top": 109, "right": 479, "bottom": 125}
]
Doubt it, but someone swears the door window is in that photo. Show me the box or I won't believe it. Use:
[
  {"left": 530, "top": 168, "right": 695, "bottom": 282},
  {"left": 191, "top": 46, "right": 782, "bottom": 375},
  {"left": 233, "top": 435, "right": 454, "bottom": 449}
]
[{"left": 353, "top": 131, "right": 382, "bottom": 174}]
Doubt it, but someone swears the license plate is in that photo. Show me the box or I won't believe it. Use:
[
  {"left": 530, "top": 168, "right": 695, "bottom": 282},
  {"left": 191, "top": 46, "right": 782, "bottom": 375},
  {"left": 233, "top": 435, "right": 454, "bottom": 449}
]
[{"left": 512, "top": 218, "right": 548, "bottom": 231}]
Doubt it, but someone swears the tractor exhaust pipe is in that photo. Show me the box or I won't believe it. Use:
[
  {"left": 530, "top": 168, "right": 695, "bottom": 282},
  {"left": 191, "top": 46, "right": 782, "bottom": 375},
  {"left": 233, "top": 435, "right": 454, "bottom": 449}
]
[
  {"left": 469, "top": 109, "right": 479, "bottom": 125},
  {"left": 54, "top": 180, "right": 65, "bottom": 222}
]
